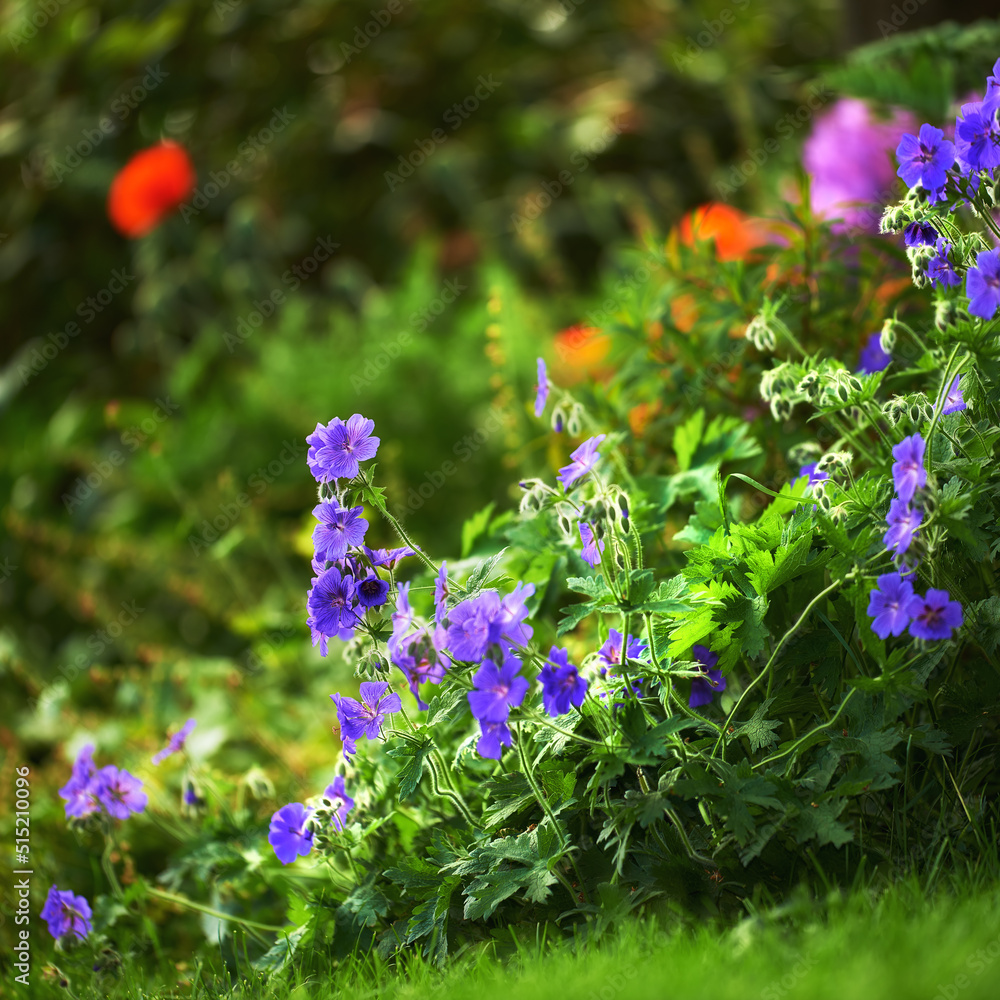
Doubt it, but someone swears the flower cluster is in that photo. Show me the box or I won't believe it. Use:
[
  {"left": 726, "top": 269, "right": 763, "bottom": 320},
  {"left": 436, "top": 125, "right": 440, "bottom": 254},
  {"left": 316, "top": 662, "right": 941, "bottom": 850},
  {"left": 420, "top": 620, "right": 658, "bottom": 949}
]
[
  {"left": 867, "top": 572, "right": 963, "bottom": 641},
  {"left": 268, "top": 774, "right": 355, "bottom": 864},
  {"left": 887, "top": 60, "right": 1000, "bottom": 319},
  {"left": 58, "top": 745, "right": 147, "bottom": 821},
  {"left": 304, "top": 415, "right": 412, "bottom": 656}
]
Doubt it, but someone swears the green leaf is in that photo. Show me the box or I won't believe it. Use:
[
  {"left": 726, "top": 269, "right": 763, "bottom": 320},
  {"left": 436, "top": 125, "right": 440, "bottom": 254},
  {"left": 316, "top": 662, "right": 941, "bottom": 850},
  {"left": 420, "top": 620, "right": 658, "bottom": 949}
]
[
  {"left": 461, "top": 502, "right": 496, "bottom": 558},
  {"left": 674, "top": 408, "right": 705, "bottom": 471},
  {"left": 732, "top": 698, "right": 781, "bottom": 753},
  {"left": 386, "top": 735, "right": 435, "bottom": 801},
  {"left": 253, "top": 923, "right": 311, "bottom": 972},
  {"left": 465, "top": 547, "right": 509, "bottom": 593}
]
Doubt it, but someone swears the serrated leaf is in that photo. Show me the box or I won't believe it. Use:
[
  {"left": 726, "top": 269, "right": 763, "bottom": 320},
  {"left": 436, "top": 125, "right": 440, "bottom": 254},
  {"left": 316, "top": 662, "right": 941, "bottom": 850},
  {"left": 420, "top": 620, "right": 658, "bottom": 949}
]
[
  {"left": 386, "top": 735, "right": 435, "bottom": 800},
  {"left": 465, "top": 548, "right": 509, "bottom": 593},
  {"left": 732, "top": 698, "right": 781, "bottom": 753}
]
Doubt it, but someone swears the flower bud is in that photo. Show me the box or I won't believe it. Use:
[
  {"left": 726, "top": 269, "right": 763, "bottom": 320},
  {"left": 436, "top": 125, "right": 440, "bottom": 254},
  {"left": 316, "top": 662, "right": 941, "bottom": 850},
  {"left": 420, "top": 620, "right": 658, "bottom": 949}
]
[
  {"left": 551, "top": 405, "right": 566, "bottom": 434},
  {"left": 566, "top": 404, "right": 584, "bottom": 437},
  {"left": 879, "top": 318, "right": 898, "bottom": 356}
]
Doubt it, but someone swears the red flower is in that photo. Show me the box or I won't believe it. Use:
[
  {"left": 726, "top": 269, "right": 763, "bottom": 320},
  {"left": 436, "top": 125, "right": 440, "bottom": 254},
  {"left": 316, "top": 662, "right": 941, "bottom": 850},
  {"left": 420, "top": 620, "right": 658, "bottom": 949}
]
[{"left": 107, "top": 142, "right": 195, "bottom": 237}]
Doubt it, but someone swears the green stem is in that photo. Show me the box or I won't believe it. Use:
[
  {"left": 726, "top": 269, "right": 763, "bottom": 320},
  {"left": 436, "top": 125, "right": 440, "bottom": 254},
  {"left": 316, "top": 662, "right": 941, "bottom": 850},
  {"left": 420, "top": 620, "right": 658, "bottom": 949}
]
[
  {"left": 712, "top": 576, "right": 848, "bottom": 758},
  {"left": 753, "top": 689, "right": 857, "bottom": 771},
  {"left": 148, "top": 887, "right": 284, "bottom": 933}
]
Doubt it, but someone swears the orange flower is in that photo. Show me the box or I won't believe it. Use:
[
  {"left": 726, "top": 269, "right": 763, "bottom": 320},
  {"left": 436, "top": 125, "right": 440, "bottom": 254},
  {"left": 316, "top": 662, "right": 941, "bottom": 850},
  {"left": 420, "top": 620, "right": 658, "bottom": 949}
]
[
  {"left": 628, "top": 400, "right": 661, "bottom": 436},
  {"left": 669, "top": 292, "right": 699, "bottom": 333},
  {"left": 553, "top": 323, "right": 612, "bottom": 382},
  {"left": 675, "top": 203, "right": 783, "bottom": 262},
  {"left": 107, "top": 142, "right": 195, "bottom": 237}
]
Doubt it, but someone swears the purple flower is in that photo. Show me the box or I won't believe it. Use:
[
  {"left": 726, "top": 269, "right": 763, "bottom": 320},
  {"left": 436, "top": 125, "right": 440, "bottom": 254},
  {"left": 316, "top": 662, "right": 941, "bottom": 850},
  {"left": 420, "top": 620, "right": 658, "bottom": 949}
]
[
  {"left": 803, "top": 98, "right": 917, "bottom": 234},
  {"left": 798, "top": 462, "right": 829, "bottom": 488},
  {"left": 363, "top": 545, "right": 415, "bottom": 571},
  {"left": 883, "top": 499, "right": 923, "bottom": 557},
  {"left": 903, "top": 221, "right": 939, "bottom": 247},
  {"left": 268, "top": 803, "right": 314, "bottom": 864},
  {"left": 537, "top": 646, "right": 588, "bottom": 717},
  {"left": 307, "top": 566, "right": 358, "bottom": 642},
  {"left": 966, "top": 248, "right": 1000, "bottom": 320},
  {"left": 312, "top": 503, "right": 368, "bottom": 562},
  {"left": 445, "top": 583, "right": 535, "bottom": 662},
  {"left": 330, "top": 682, "right": 402, "bottom": 741},
  {"left": 534, "top": 357, "right": 549, "bottom": 417},
  {"left": 356, "top": 573, "right": 390, "bottom": 608},
  {"left": 891, "top": 433, "right": 926, "bottom": 504},
  {"left": 857, "top": 332, "right": 891, "bottom": 375},
  {"left": 476, "top": 719, "right": 513, "bottom": 760},
  {"left": 306, "top": 414, "right": 380, "bottom": 482},
  {"left": 434, "top": 562, "right": 450, "bottom": 625},
  {"left": 468, "top": 655, "right": 529, "bottom": 723},
  {"left": 906, "top": 589, "right": 963, "bottom": 640},
  {"left": 578, "top": 521, "right": 604, "bottom": 568},
  {"left": 392, "top": 629, "right": 448, "bottom": 710},
  {"left": 867, "top": 572, "right": 916, "bottom": 639},
  {"left": 152, "top": 718, "right": 196, "bottom": 765},
  {"left": 495, "top": 582, "right": 535, "bottom": 650},
  {"left": 937, "top": 374, "right": 967, "bottom": 415},
  {"left": 955, "top": 97, "right": 1000, "bottom": 173},
  {"left": 927, "top": 239, "right": 962, "bottom": 289},
  {"left": 322, "top": 775, "right": 355, "bottom": 832},
  {"left": 597, "top": 629, "right": 648, "bottom": 669},
  {"left": 95, "top": 766, "right": 147, "bottom": 819},
  {"left": 557, "top": 434, "right": 606, "bottom": 489},
  {"left": 689, "top": 644, "right": 726, "bottom": 708},
  {"left": 896, "top": 124, "right": 955, "bottom": 195},
  {"left": 41, "top": 886, "right": 92, "bottom": 941},
  {"left": 59, "top": 745, "right": 101, "bottom": 818},
  {"left": 446, "top": 592, "right": 499, "bottom": 661}
]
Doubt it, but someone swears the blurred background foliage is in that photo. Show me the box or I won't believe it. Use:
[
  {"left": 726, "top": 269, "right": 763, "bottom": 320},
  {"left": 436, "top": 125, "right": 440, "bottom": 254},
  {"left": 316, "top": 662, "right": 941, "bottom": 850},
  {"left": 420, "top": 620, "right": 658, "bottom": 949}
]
[{"left": 2, "top": 0, "right": 999, "bottom": 966}]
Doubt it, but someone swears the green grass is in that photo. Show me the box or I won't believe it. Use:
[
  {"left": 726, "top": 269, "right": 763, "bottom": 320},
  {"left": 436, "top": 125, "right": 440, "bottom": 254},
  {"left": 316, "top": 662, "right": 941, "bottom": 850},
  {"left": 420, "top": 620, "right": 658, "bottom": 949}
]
[{"left": 83, "top": 873, "right": 1000, "bottom": 1000}]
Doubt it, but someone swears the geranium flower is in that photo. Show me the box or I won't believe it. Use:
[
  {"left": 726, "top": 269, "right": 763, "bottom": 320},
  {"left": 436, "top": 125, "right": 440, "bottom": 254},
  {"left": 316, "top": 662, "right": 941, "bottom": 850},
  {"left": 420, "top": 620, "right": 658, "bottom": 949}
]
[
  {"left": 41, "top": 886, "right": 92, "bottom": 941},
  {"left": 689, "top": 644, "right": 726, "bottom": 708},
  {"left": 268, "top": 803, "right": 314, "bottom": 864},
  {"left": 867, "top": 572, "right": 915, "bottom": 639},
  {"left": 907, "top": 589, "right": 963, "bottom": 641}
]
